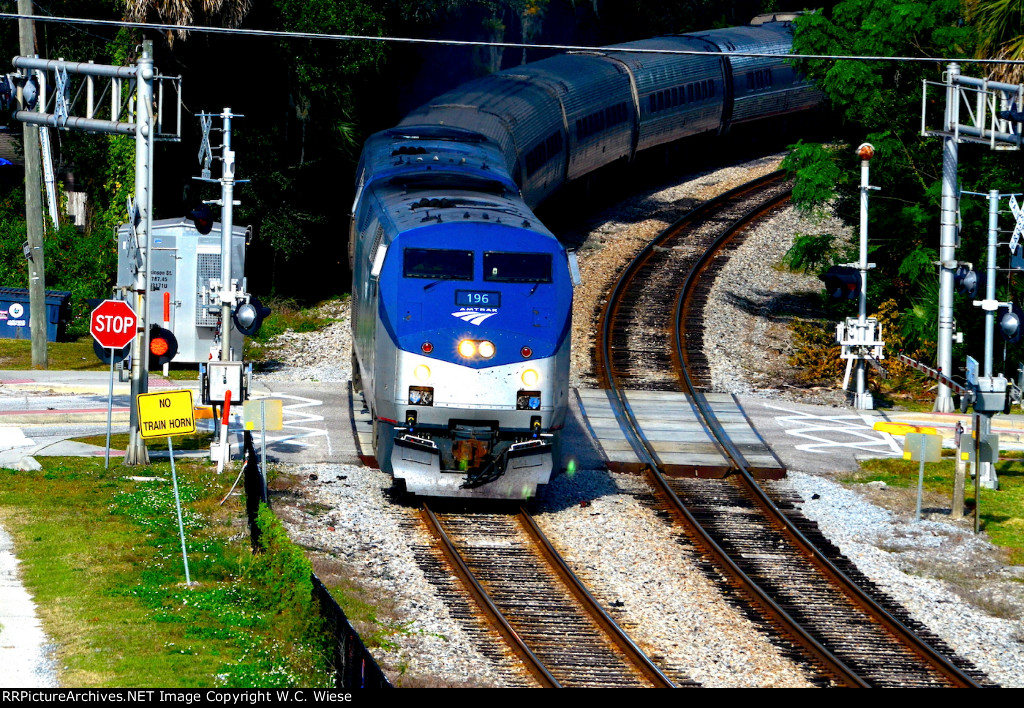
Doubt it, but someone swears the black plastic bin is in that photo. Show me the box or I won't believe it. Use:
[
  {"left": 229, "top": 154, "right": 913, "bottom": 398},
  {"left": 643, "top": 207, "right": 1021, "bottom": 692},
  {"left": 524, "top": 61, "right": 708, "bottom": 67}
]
[{"left": 0, "top": 288, "right": 72, "bottom": 342}]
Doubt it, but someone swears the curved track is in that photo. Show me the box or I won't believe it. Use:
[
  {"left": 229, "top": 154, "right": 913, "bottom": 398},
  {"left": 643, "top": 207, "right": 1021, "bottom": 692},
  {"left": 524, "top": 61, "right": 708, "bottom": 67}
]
[{"left": 597, "top": 174, "right": 989, "bottom": 687}]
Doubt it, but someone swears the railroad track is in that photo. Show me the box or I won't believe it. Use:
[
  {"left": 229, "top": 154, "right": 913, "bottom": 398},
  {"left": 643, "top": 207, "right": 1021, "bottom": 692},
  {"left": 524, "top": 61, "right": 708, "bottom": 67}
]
[
  {"left": 418, "top": 503, "right": 689, "bottom": 688},
  {"left": 597, "top": 173, "right": 991, "bottom": 687}
]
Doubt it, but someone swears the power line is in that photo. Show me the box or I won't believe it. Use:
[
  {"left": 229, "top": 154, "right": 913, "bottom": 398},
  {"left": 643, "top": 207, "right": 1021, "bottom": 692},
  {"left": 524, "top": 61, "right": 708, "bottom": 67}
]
[{"left": 3, "top": 11, "right": 1024, "bottom": 66}]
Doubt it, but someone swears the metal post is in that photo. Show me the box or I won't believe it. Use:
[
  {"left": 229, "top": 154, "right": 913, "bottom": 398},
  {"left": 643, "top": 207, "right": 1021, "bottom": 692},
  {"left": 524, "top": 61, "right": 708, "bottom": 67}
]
[
  {"left": 17, "top": 0, "right": 47, "bottom": 370},
  {"left": 915, "top": 434, "right": 926, "bottom": 522},
  {"left": 126, "top": 41, "right": 155, "bottom": 465},
  {"left": 935, "top": 63, "right": 960, "bottom": 412},
  {"left": 855, "top": 145, "right": 873, "bottom": 409},
  {"left": 974, "top": 413, "right": 982, "bottom": 534},
  {"left": 977, "top": 191, "right": 1000, "bottom": 489},
  {"left": 220, "top": 108, "right": 234, "bottom": 363},
  {"left": 105, "top": 350, "right": 114, "bottom": 469},
  {"left": 168, "top": 436, "right": 192, "bottom": 585}
]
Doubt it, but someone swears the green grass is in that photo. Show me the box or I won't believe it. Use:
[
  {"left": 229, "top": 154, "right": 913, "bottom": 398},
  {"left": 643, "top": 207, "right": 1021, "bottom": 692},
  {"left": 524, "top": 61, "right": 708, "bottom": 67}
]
[
  {"left": 0, "top": 337, "right": 196, "bottom": 380},
  {"left": 848, "top": 457, "right": 1024, "bottom": 565},
  {"left": 72, "top": 431, "right": 215, "bottom": 453},
  {"left": 0, "top": 456, "right": 333, "bottom": 687}
]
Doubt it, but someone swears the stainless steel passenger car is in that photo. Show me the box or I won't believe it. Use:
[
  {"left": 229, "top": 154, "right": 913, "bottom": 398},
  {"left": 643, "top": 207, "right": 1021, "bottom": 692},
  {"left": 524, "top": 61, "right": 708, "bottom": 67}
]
[{"left": 353, "top": 16, "right": 819, "bottom": 499}]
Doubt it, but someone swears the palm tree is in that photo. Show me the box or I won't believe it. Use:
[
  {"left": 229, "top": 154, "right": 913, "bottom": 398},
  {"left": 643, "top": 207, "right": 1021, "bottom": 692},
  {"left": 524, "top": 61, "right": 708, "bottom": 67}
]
[
  {"left": 123, "top": 0, "right": 253, "bottom": 43},
  {"left": 964, "top": 0, "right": 1024, "bottom": 82}
]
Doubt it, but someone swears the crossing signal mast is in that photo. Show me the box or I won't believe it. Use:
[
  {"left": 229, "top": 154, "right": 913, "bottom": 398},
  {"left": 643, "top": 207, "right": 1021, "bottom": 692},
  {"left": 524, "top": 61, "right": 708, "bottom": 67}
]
[{"left": 828, "top": 144, "right": 884, "bottom": 410}]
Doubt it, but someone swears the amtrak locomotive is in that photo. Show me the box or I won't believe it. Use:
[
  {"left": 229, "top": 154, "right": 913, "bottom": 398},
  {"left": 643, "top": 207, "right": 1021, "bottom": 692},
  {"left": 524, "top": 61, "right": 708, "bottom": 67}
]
[{"left": 350, "top": 15, "right": 819, "bottom": 499}]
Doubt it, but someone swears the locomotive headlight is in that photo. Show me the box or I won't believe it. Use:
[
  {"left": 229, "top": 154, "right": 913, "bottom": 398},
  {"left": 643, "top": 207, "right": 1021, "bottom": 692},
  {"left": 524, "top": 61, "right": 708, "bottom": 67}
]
[
  {"left": 521, "top": 368, "right": 540, "bottom": 387},
  {"left": 458, "top": 339, "right": 477, "bottom": 358},
  {"left": 414, "top": 364, "right": 431, "bottom": 382},
  {"left": 478, "top": 340, "right": 496, "bottom": 359}
]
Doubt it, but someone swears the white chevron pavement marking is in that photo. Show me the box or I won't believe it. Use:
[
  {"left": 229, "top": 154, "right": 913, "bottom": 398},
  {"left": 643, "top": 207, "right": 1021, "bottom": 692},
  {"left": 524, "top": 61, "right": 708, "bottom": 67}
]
[
  {"left": 202, "top": 394, "right": 333, "bottom": 456},
  {"left": 766, "top": 404, "right": 903, "bottom": 456}
]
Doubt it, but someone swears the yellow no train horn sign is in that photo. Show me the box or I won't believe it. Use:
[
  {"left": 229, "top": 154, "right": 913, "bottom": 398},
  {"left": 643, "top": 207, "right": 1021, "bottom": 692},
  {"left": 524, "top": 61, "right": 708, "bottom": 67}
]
[{"left": 137, "top": 389, "right": 196, "bottom": 439}]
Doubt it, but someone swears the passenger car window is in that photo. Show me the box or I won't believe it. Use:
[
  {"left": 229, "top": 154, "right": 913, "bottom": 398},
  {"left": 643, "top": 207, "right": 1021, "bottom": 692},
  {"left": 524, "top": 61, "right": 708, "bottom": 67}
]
[
  {"left": 403, "top": 248, "right": 474, "bottom": 280},
  {"left": 483, "top": 252, "right": 552, "bottom": 282}
]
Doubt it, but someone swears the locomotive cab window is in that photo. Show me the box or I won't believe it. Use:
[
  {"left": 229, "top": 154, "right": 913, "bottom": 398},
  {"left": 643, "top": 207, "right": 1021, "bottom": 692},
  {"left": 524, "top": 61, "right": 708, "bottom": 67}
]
[
  {"left": 483, "top": 252, "right": 552, "bottom": 283},
  {"left": 403, "top": 248, "right": 474, "bottom": 280}
]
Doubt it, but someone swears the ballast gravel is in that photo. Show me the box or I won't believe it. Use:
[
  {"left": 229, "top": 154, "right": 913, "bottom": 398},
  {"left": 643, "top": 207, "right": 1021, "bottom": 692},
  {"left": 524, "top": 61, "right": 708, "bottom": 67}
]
[{"left": 261, "top": 156, "right": 1024, "bottom": 687}]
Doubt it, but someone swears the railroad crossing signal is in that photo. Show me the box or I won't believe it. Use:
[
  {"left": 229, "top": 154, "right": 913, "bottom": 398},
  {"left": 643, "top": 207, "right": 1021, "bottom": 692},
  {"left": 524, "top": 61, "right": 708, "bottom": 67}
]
[
  {"left": 820, "top": 265, "right": 861, "bottom": 299},
  {"left": 1009, "top": 196, "right": 1024, "bottom": 253},
  {"left": 90, "top": 299, "right": 137, "bottom": 350},
  {"left": 954, "top": 265, "right": 984, "bottom": 298}
]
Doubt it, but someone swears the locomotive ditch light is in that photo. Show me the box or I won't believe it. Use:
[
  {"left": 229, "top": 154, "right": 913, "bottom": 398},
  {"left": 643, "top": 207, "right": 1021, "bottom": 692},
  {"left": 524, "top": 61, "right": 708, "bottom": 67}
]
[
  {"left": 819, "top": 265, "right": 861, "bottom": 299},
  {"left": 414, "top": 364, "right": 431, "bottom": 382},
  {"left": 148, "top": 325, "right": 178, "bottom": 368},
  {"left": 186, "top": 204, "right": 214, "bottom": 235},
  {"left": 521, "top": 369, "right": 540, "bottom": 387}
]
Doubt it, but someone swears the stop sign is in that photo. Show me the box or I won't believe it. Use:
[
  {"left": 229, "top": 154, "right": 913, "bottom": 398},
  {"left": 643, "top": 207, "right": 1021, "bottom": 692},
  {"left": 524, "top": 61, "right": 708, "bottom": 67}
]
[{"left": 90, "top": 300, "right": 138, "bottom": 349}]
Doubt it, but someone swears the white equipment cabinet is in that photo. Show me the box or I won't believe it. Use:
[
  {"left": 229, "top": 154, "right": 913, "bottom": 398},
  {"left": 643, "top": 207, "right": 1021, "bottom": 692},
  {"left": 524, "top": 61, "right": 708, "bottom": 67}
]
[{"left": 116, "top": 217, "right": 249, "bottom": 364}]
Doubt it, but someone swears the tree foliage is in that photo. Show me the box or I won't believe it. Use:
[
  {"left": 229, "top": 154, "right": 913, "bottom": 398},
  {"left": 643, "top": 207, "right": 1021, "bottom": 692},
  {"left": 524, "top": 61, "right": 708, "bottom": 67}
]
[{"left": 788, "top": 0, "right": 1024, "bottom": 373}]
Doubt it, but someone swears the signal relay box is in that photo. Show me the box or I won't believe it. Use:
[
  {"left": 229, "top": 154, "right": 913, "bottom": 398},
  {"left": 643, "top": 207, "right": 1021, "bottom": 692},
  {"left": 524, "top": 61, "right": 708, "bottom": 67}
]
[{"left": 202, "top": 360, "right": 247, "bottom": 405}]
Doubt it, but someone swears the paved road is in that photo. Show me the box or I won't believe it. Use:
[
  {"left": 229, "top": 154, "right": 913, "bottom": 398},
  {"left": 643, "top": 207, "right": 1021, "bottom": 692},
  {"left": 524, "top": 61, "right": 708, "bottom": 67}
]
[{"left": 3, "top": 370, "right": 1024, "bottom": 477}]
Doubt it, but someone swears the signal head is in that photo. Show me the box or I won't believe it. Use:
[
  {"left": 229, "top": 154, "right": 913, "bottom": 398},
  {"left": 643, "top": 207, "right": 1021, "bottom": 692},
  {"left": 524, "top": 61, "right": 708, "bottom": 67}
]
[
  {"left": 1000, "top": 303, "right": 1024, "bottom": 345},
  {"left": 149, "top": 325, "right": 178, "bottom": 367},
  {"left": 819, "top": 265, "right": 861, "bottom": 300},
  {"left": 186, "top": 204, "right": 214, "bottom": 235}
]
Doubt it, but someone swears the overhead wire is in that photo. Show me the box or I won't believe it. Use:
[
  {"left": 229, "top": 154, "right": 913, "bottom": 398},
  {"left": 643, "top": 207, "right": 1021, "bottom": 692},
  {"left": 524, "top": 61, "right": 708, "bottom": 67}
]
[{"left": 3, "top": 11, "right": 1024, "bottom": 66}]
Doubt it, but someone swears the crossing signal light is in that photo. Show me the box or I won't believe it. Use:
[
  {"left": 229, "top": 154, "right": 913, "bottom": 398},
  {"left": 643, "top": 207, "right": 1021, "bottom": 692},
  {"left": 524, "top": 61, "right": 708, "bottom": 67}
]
[
  {"left": 820, "top": 265, "right": 861, "bottom": 299},
  {"left": 954, "top": 265, "right": 985, "bottom": 298},
  {"left": 0, "top": 74, "right": 14, "bottom": 114},
  {"left": 233, "top": 296, "right": 271, "bottom": 337},
  {"left": 149, "top": 325, "right": 178, "bottom": 367},
  {"left": 1000, "top": 303, "right": 1024, "bottom": 345},
  {"left": 186, "top": 204, "right": 214, "bottom": 235}
]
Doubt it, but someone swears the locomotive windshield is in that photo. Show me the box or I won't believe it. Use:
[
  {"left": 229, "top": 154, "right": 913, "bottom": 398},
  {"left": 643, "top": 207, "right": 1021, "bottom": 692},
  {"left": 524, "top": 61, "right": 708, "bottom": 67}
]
[
  {"left": 483, "top": 252, "right": 552, "bottom": 283},
  {"left": 403, "top": 248, "right": 474, "bottom": 280}
]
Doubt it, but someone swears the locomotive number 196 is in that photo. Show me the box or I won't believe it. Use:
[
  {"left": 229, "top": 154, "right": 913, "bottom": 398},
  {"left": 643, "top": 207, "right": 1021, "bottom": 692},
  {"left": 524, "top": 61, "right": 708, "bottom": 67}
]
[{"left": 455, "top": 290, "right": 501, "bottom": 307}]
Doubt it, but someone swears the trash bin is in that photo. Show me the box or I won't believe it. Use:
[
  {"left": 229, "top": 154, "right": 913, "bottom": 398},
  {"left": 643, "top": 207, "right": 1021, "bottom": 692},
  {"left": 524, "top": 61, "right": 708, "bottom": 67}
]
[{"left": 0, "top": 288, "right": 72, "bottom": 342}]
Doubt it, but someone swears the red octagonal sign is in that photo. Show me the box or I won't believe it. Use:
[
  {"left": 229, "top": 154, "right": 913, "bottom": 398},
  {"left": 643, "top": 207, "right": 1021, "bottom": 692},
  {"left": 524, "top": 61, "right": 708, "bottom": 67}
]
[{"left": 90, "top": 300, "right": 138, "bottom": 350}]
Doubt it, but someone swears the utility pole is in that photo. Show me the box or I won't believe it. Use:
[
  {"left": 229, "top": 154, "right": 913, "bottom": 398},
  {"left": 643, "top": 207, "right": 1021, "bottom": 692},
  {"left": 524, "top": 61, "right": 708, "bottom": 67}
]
[{"left": 17, "top": 0, "right": 47, "bottom": 369}]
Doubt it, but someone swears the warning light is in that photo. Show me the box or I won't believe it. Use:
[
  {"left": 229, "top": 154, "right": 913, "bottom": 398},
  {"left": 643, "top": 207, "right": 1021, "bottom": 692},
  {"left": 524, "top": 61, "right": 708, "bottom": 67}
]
[
  {"left": 149, "top": 325, "right": 178, "bottom": 367},
  {"left": 186, "top": 204, "right": 214, "bottom": 235}
]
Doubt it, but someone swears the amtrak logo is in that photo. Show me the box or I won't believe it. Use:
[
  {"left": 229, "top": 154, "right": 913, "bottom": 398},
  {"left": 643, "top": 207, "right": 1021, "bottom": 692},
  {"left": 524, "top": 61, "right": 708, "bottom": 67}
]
[{"left": 451, "top": 309, "right": 497, "bottom": 326}]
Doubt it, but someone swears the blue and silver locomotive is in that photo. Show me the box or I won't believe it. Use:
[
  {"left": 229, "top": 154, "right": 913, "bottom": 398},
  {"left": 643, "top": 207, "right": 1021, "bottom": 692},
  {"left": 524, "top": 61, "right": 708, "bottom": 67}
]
[{"left": 350, "top": 15, "right": 819, "bottom": 498}]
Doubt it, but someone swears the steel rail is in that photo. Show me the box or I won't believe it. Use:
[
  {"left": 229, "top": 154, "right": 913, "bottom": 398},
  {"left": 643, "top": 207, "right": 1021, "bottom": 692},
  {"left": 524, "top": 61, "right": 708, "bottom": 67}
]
[
  {"left": 420, "top": 503, "right": 561, "bottom": 688},
  {"left": 516, "top": 506, "right": 677, "bottom": 688},
  {"left": 671, "top": 183, "right": 985, "bottom": 689},
  {"left": 597, "top": 173, "right": 868, "bottom": 686},
  {"left": 595, "top": 169, "right": 785, "bottom": 389}
]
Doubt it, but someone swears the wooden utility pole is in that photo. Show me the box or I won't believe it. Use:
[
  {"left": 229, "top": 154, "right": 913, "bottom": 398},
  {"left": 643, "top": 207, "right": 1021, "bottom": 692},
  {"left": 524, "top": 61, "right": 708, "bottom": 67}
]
[{"left": 17, "top": 0, "right": 47, "bottom": 369}]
